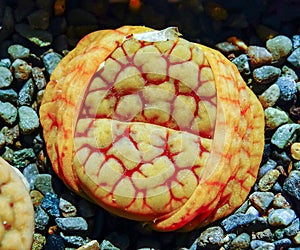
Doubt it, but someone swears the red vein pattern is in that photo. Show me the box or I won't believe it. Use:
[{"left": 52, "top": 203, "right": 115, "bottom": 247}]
[{"left": 39, "top": 26, "right": 264, "bottom": 231}]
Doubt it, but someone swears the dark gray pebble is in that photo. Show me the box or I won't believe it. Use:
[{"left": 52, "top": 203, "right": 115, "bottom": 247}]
[
  {"left": 32, "top": 67, "right": 46, "bottom": 90},
  {"left": 67, "top": 8, "right": 98, "bottom": 26},
  {"left": 18, "top": 78, "right": 35, "bottom": 106},
  {"left": 34, "top": 174, "right": 54, "bottom": 194},
  {"left": 271, "top": 124, "right": 300, "bottom": 149},
  {"left": 78, "top": 199, "right": 96, "bottom": 218},
  {"left": 250, "top": 240, "right": 275, "bottom": 250},
  {"left": 23, "top": 163, "right": 39, "bottom": 190},
  {"left": 221, "top": 213, "right": 257, "bottom": 233},
  {"left": 197, "top": 226, "right": 224, "bottom": 249},
  {"left": 7, "top": 44, "right": 30, "bottom": 60},
  {"left": 43, "top": 51, "right": 62, "bottom": 75},
  {"left": 232, "top": 54, "right": 251, "bottom": 76},
  {"left": 271, "top": 150, "right": 291, "bottom": 168},
  {"left": 215, "top": 42, "right": 239, "bottom": 54},
  {"left": 0, "top": 66, "right": 13, "bottom": 88},
  {"left": 275, "top": 76, "right": 297, "bottom": 102},
  {"left": 44, "top": 234, "right": 65, "bottom": 250},
  {"left": 287, "top": 48, "right": 300, "bottom": 68},
  {"left": 273, "top": 238, "right": 292, "bottom": 249},
  {"left": 268, "top": 208, "right": 296, "bottom": 226},
  {"left": 27, "top": 9, "right": 50, "bottom": 30},
  {"left": 0, "top": 101, "right": 17, "bottom": 124},
  {"left": 55, "top": 217, "right": 88, "bottom": 231},
  {"left": 258, "top": 159, "right": 277, "bottom": 179},
  {"left": 106, "top": 232, "right": 130, "bottom": 250},
  {"left": 283, "top": 170, "right": 300, "bottom": 201},
  {"left": 0, "top": 89, "right": 18, "bottom": 104},
  {"left": 229, "top": 232, "right": 250, "bottom": 250},
  {"left": 35, "top": 205, "right": 50, "bottom": 231},
  {"left": 40, "top": 192, "right": 60, "bottom": 217},
  {"left": 18, "top": 106, "right": 40, "bottom": 134},
  {"left": 2, "top": 146, "right": 35, "bottom": 167},
  {"left": 253, "top": 65, "right": 281, "bottom": 84},
  {"left": 11, "top": 58, "right": 32, "bottom": 80},
  {"left": 249, "top": 191, "right": 275, "bottom": 213},
  {"left": 15, "top": 23, "right": 53, "bottom": 47}
]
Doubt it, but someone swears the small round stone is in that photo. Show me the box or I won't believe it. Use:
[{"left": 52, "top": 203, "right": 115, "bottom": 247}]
[
  {"left": 34, "top": 174, "right": 54, "bottom": 194},
  {"left": 268, "top": 208, "right": 296, "bottom": 226},
  {"left": 59, "top": 198, "right": 77, "bottom": 217},
  {"left": 253, "top": 65, "right": 281, "bottom": 84},
  {"left": 287, "top": 47, "right": 300, "bottom": 68},
  {"left": 221, "top": 213, "right": 257, "bottom": 233},
  {"left": 0, "top": 66, "right": 13, "bottom": 88},
  {"left": 23, "top": 163, "right": 39, "bottom": 190},
  {"left": 76, "top": 240, "right": 100, "bottom": 250},
  {"left": 40, "top": 192, "right": 60, "bottom": 217},
  {"left": 18, "top": 78, "right": 35, "bottom": 106},
  {"left": 246, "top": 45, "right": 272, "bottom": 69},
  {"left": 291, "top": 142, "right": 300, "bottom": 160},
  {"left": 32, "top": 67, "right": 47, "bottom": 90},
  {"left": 282, "top": 65, "right": 298, "bottom": 81},
  {"left": 7, "top": 44, "right": 30, "bottom": 60},
  {"left": 266, "top": 35, "right": 293, "bottom": 61},
  {"left": 0, "top": 101, "right": 17, "bottom": 125},
  {"left": 264, "top": 107, "right": 289, "bottom": 129},
  {"left": 285, "top": 218, "right": 300, "bottom": 236},
  {"left": 258, "top": 84, "right": 280, "bottom": 108},
  {"left": 42, "top": 51, "right": 62, "bottom": 75},
  {"left": 11, "top": 58, "right": 32, "bottom": 80},
  {"left": 18, "top": 106, "right": 40, "bottom": 134},
  {"left": 32, "top": 233, "right": 46, "bottom": 250},
  {"left": 0, "top": 89, "right": 18, "bottom": 104},
  {"left": 35, "top": 206, "right": 50, "bottom": 230},
  {"left": 27, "top": 9, "right": 50, "bottom": 30},
  {"left": 250, "top": 240, "right": 275, "bottom": 250},
  {"left": 55, "top": 217, "right": 88, "bottom": 231},
  {"left": 272, "top": 193, "right": 290, "bottom": 208},
  {"left": 30, "top": 190, "right": 44, "bottom": 207}
]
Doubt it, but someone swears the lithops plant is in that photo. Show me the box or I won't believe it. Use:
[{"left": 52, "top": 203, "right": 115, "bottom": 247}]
[
  {"left": 0, "top": 157, "right": 34, "bottom": 249},
  {"left": 40, "top": 26, "right": 264, "bottom": 231}
]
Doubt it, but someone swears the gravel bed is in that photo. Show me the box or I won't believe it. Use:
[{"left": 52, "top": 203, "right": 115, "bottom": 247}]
[{"left": 0, "top": 1, "right": 300, "bottom": 250}]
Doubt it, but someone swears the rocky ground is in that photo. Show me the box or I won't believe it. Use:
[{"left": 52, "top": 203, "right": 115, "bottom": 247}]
[{"left": 0, "top": 0, "right": 300, "bottom": 249}]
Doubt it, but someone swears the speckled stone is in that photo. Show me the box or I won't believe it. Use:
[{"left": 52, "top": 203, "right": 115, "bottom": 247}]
[
  {"left": 254, "top": 228, "right": 273, "bottom": 241},
  {"left": 249, "top": 191, "right": 275, "bottom": 213},
  {"left": 11, "top": 58, "right": 32, "bottom": 80},
  {"left": 266, "top": 35, "right": 293, "bottom": 61},
  {"left": 246, "top": 45, "right": 273, "bottom": 69},
  {"left": 253, "top": 65, "right": 281, "bottom": 84},
  {"left": 0, "top": 66, "right": 13, "bottom": 88},
  {"left": 258, "top": 84, "right": 280, "bottom": 108},
  {"left": 60, "top": 233, "right": 89, "bottom": 247},
  {"left": 18, "top": 78, "right": 35, "bottom": 106},
  {"left": 76, "top": 240, "right": 100, "bottom": 250},
  {"left": 0, "top": 101, "right": 17, "bottom": 124},
  {"left": 99, "top": 239, "right": 120, "bottom": 250},
  {"left": 30, "top": 190, "right": 44, "bottom": 207},
  {"left": 0, "top": 58, "right": 11, "bottom": 68},
  {"left": 23, "top": 163, "right": 39, "bottom": 189},
  {"left": 32, "top": 233, "right": 46, "bottom": 250},
  {"left": 221, "top": 213, "right": 257, "bottom": 233},
  {"left": 283, "top": 170, "right": 300, "bottom": 201},
  {"left": 1, "top": 125, "right": 19, "bottom": 145},
  {"left": 291, "top": 143, "right": 300, "bottom": 160},
  {"left": 32, "top": 67, "right": 47, "bottom": 90},
  {"left": 264, "top": 107, "right": 289, "bottom": 129},
  {"left": 231, "top": 54, "right": 250, "bottom": 76},
  {"left": 273, "top": 238, "right": 292, "bottom": 249},
  {"left": 288, "top": 48, "right": 300, "bottom": 68},
  {"left": 18, "top": 106, "right": 40, "bottom": 134},
  {"left": 271, "top": 124, "right": 300, "bottom": 149},
  {"left": 35, "top": 205, "right": 50, "bottom": 230},
  {"left": 44, "top": 234, "right": 65, "bottom": 250},
  {"left": 197, "top": 226, "right": 224, "bottom": 249},
  {"left": 282, "top": 65, "right": 298, "bottom": 81},
  {"left": 268, "top": 208, "right": 296, "bottom": 226},
  {"left": 2, "top": 146, "right": 36, "bottom": 167},
  {"left": 276, "top": 76, "right": 297, "bottom": 102},
  {"left": 258, "top": 169, "right": 280, "bottom": 191},
  {"left": 55, "top": 217, "right": 88, "bottom": 231},
  {"left": 7, "top": 44, "right": 30, "bottom": 60},
  {"left": 40, "top": 192, "right": 60, "bottom": 217}
]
